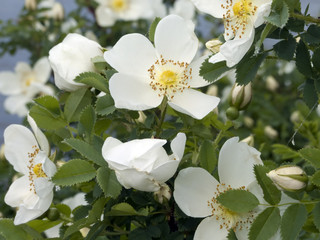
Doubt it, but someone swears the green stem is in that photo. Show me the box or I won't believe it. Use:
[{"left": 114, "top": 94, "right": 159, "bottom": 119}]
[
  {"left": 155, "top": 98, "right": 168, "bottom": 137},
  {"left": 259, "top": 200, "right": 320, "bottom": 208},
  {"left": 60, "top": 214, "right": 73, "bottom": 223},
  {"left": 291, "top": 13, "right": 320, "bottom": 25}
]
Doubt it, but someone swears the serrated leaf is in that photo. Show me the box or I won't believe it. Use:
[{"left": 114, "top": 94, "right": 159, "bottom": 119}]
[
  {"left": 55, "top": 203, "right": 71, "bottom": 217},
  {"left": 29, "top": 105, "right": 66, "bottom": 130},
  {"left": 198, "top": 140, "right": 217, "bottom": 173},
  {"left": 273, "top": 144, "right": 300, "bottom": 160},
  {"left": 0, "top": 219, "right": 33, "bottom": 240},
  {"left": 265, "top": 0, "right": 289, "bottom": 28},
  {"left": 236, "top": 53, "right": 267, "bottom": 85},
  {"left": 27, "top": 219, "right": 62, "bottom": 233},
  {"left": 97, "top": 167, "right": 122, "bottom": 198},
  {"left": 286, "top": 18, "right": 304, "bottom": 32},
  {"left": 227, "top": 229, "right": 238, "bottom": 240},
  {"left": 301, "top": 25, "right": 320, "bottom": 44},
  {"left": 64, "top": 218, "right": 87, "bottom": 238},
  {"left": 255, "top": 23, "right": 276, "bottom": 52},
  {"left": 78, "top": 105, "right": 96, "bottom": 142},
  {"left": 63, "top": 138, "right": 107, "bottom": 167},
  {"left": 296, "top": 40, "right": 312, "bottom": 77},
  {"left": 274, "top": 36, "right": 296, "bottom": 61},
  {"left": 86, "top": 198, "right": 107, "bottom": 225},
  {"left": 64, "top": 88, "right": 92, "bottom": 123},
  {"left": 281, "top": 204, "right": 307, "bottom": 240},
  {"left": 96, "top": 94, "right": 116, "bottom": 116},
  {"left": 199, "top": 58, "right": 231, "bottom": 83},
  {"left": 254, "top": 165, "right": 281, "bottom": 205},
  {"left": 299, "top": 147, "right": 320, "bottom": 168},
  {"left": 34, "top": 95, "right": 60, "bottom": 116},
  {"left": 52, "top": 159, "right": 96, "bottom": 186},
  {"left": 284, "top": 0, "right": 301, "bottom": 12},
  {"left": 312, "top": 170, "right": 320, "bottom": 187},
  {"left": 74, "top": 72, "right": 109, "bottom": 93},
  {"left": 105, "top": 203, "right": 147, "bottom": 216},
  {"left": 92, "top": 56, "right": 108, "bottom": 72},
  {"left": 249, "top": 207, "right": 280, "bottom": 240},
  {"left": 303, "top": 78, "right": 318, "bottom": 109},
  {"left": 217, "top": 189, "right": 259, "bottom": 213},
  {"left": 312, "top": 48, "right": 320, "bottom": 73},
  {"left": 149, "top": 17, "right": 161, "bottom": 43},
  {"left": 313, "top": 202, "right": 320, "bottom": 231}
]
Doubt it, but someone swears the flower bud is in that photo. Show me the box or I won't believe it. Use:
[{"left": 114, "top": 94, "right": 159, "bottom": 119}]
[
  {"left": 264, "top": 125, "right": 278, "bottom": 140},
  {"left": 205, "top": 39, "right": 223, "bottom": 54},
  {"left": 241, "top": 135, "right": 254, "bottom": 147},
  {"left": 267, "top": 165, "right": 308, "bottom": 192},
  {"left": 229, "top": 83, "right": 252, "bottom": 110},
  {"left": 226, "top": 106, "right": 239, "bottom": 120},
  {"left": 25, "top": 0, "right": 37, "bottom": 10},
  {"left": 52, "top": 2, "right": 64, "bottom": 20},
  {"left": 266, "top": 76, "right": 279, "bottom": 92},
  {"left": 154, "top": 184, "right": 171, "bottom": 204}
]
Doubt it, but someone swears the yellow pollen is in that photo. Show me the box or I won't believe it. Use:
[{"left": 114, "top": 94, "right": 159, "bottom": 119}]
[
  {"left": 159, "top": 70, "right": 178, "bottom": 86},
  {"left": 33, "top": 163, "right": 47, "bottom": 178},
  {"left": 111, "top": 0, "right": 127, "bottom": 11},
  {"left": 25, "top": 78, "right": 33, "bottom": 87},
  {"left": 233, "top": 0, "right": 252, "bottom": 17}
]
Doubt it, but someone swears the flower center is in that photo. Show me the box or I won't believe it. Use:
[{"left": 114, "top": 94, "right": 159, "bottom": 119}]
[
  {"left": 222, "top": 0, "right": 258, "bottom": 39},
  {"left": 207, "top": 183, "right": 255, "bottom": 231},
  {"left": 111, "top": 0, "right": 127, "bottom": 11},
  {"left": 148, "top": 55, "right": 191, "bottom": 100},
  {"left": 33, "top": 163, "right": 47, "bottom": 178}
]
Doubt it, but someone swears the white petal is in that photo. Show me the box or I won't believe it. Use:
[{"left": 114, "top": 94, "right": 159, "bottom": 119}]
[
  {"left": 28, "top": 82, "right": 54, "bottom": 96},
  {"left": 104, "top": 33, "right": 157, "bottom": 78},
  {"left": 218, "top": 137, "right": 263, "bottom": 188},
  {"left": 95, "top": 6, "right": 116, "bottom": 27},
  {"left": 4, "top": 125, "right": 39, "bottom": 174},
  {"left": 151, "top": 160, "right": 180, "bottom": 183},
  {"left": 109, "top": 73, "right": 162, "bottom": 111},
  {"left": 53, "top": 70, "right": 84, "bottom": 92},
  {"left": 170, "top": 0, "right": 195, "bottom": 20},
  {"left": 155, "top": 15, "right": 198, "bottom": 63},
  {"left": 173, "top": 167, "right": 218, "bottom": 217},
  {"left": 34, "top": 178, "right": 54, "bottom": 198},
  {"left": 188, "top": 55, "right": 212, "bottom": 88},
  {"left": 43, "top": 157, "right": 57, "bottom": 178},
  {"left": 194, "top": 216, "right": 229, "bottom": 240},
  {"left": 235, "top": 227, "right": 250, "bottom": 240},
  {"left": 102, "top": 137, "right": 123, "bottom": 166},
  {"left": 170, "top": 133, "right": 186, "bottom": 160},
  {"left": 0, "top": 72, "right": 22, "bottom": 95},
  {"left": 168, "top": 89, "right": 220, "bottom": 120},
  {"left": 253, "top": 1, "right": 272, "bottom": 27},
  {"left": 190, "top": 0, "right": 227, "bottom": 18},
  {"left": 28, "top": 115, "right": 50, "bottom": 156},
  {"left": 4, "top": 176, "right": 32, "bottom": 208},
  {"left": 4, "top": 95, "right": 30, "bottom": 117},
  {"left": 33, "top": 57, "right": 51, "bottom": 83},
  {"left": 15, "top": 62, "right": 32, "bottom": 75}
]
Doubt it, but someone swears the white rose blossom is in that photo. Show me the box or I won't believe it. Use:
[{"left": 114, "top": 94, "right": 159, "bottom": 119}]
[
  {"left": 191, "top": 0, "right": 272, "bottom": 67},
  {"left": 4, "top": 115, "right": 56, "bottom": 225},
  {"left": 0, "top": 57, "right": 53, "bottom": 117},
  {"left": 174, "top": 137, "right": 294, "bottom": 240},
  {"left": 48, "top": 33, "right": 103, "bottom": 92},
  {"left": 104, "top": 14, "right": 220, "bottom": 120},
  {"left": 102, "top": 133, "right": 186, "bottom": 192}
]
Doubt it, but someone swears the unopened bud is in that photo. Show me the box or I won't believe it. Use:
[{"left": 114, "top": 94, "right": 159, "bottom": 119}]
[
  {"left": 0, "top": 144, "right": 4, "bottom": 160},
  {"left": 25, "top": 0, "right": 37, "bottom": 10},
  {"left": 154, "top": 184, "right": 171, "bottom": 204},
  {"left": 267, "top": 165, "right": 308, "bottom": 192},
  {"left": 52, "top": 2, "right": 64, "bottom": 20},
  {"left": 226, "top": 106, "right": 239, "bottom": 120},
  {"left": 266, "top": 76, "right": 279, "bottom": 92},
  {"left": 205, "top": 39, "right": 223, "bottom": 54},
  {"left": 241, "top": 135, "right": 254, "bottom": 146},
  {"left": 136, "top": 111, "right": 147, "bottom": 124},
  {"left": 264, "top": 125, "right": 278, "bottom": 140},
  {"left": 206, "top": 85, "right": 218, "bottom": 96},
  {"left": 243, "top": 116, "right": 254, "bottom": 128},
  {"left": 230, "top": 83, "right": 252, "bottom": 110}
]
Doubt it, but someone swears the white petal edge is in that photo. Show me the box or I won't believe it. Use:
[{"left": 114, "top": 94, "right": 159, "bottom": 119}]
[
  {"left": 190, "top": 0, "right": 227, "bottom": 18},
  {"left": 170, "top": 133, "right": 186, "bottom": 160},
  {"left": 188, "top": 55, "right": 212, "bottom": 88},
  {"left": 33, "top": 57, "right": 51, "bottom": 84},
  {"left": 194, "top": 216, "right": 230, "bottom": 240},
  {"left": 28, "top": 115, "right": 50, "bottom": 156},
  {"left": 0, "top": 72, "right": 22, "bottom": 95}
]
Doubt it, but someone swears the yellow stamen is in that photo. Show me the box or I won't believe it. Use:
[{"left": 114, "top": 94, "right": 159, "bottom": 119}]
[
  {"left": 33, "top": 163, "right": 47, "bottom": 178},
  {"left": 159, "top": 70, "right": 178, "bottom": 86},
  {"left": 111, "top": 0, "right": 127, "bottom": 11}
]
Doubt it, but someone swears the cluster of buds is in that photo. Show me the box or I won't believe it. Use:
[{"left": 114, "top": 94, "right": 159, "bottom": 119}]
[{"left": 267, "top": 165, "right": 308, "bottom": 192}]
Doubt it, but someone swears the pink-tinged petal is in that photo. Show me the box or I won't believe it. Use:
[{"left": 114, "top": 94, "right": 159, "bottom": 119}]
[
  {"left": 194, "top": 216, "right": 229, "bottom": 240},
  {"left": 155, "top": 15, "right": 198, "bottom": 63},
  {"left": 190, "top": 0, "right": 227, "bottom": 18},
  {"left": 0, "top": 72, "right": 22, "bottom": 95},
  {"left": 4, "top": 176, "right": 33, "bottom": 207},
  {"left": 170, "top": 133, "right": 186, "bottom": 160},
  {"left": 27, "top": 115, "right": 50, "bottom": 156},
  {"left": 168, "top": 89, "right": 220, "bottom": 120},
  {"left": 188, "top": 55, "right": 212, "bottom": 88},
  {"left": 4, "top": 95, "right": 30, "bottom": 117},
  {"left": 95, "top": 5, "right": 117, "bottom": 27},
  {"left": 4, "top": 125, "right": 39, "bottom": 174},
  {"left": 33, "top": 57, "right": 51, "bottom": 83},
  {"left": 104, "top": 33, "right": 157, "bottom": 78},
  {"left": 109, "top": 73, "right": 162, "bottom": 111},
  {"left": 218, "top": 137, "right": 263, "bottom": 188},
  {"left": 173, "top": 167, "right": 218, "bottom": 218}
]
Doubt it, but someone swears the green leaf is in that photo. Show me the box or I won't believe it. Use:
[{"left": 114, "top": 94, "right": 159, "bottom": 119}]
[
  {"left": 95, "top": 95, "right": 116, "bottom": 116},
  {"left": 52, "top": 159, "right": 96, "bottom": 186},
  {"left": 97, "top": 167, "right": 122, "bottom": 198},
  {"left": 312, "top": 170, "right": 320, "bottom": 187},
  {"left": 199, "top": 58, "right": 231, "bottom": 83},
  {"left": 198, "top": 140, "right": 217, "bottom": 173},
  {"left": 255, "top": 23, "right": 276, "bottom": 52},
  {"left": 217, "top": 189, "right": 259, "bottom": 213},
  {"left": 299, "top": 147, "right": 320, "bottom": 168},
  {"left": 29, "top": 105, "right": 66, "bottom": 130},
  {"left": 86, "top": 198, "right": 107, "bottom": 225},
  {"left": 92, "top": 56, "right": 108, "bottom": 72},
  {"left": 55, "top": 203, "right": 72, "bottom": 217},
  {"left": 105, "top": 203, "right": 147, "bottom": 216},
  {"left": 296, "top": 40, "right": 312, "bottom": 77},
  {"left": 0, "top": 219, "right": 33, "bottom": 240},
  {"left": 34, "top": 95, "right": 60, "bottom": 116},
  {"left": 265, "top": 0, "right": 289, "bottom": 28},
  {"left": 301, "top": 25, "right": 320, "bottom": 44},
  {"left": 284, "top": 0, "right": 301, "bottom": 12},
  {"left": 249, "top": 207, "right": 281, "bottom": 240},
  {"left": 313, "top": 202, "right": 320, "bottom": 232},
  {"left": 27, "top": 220, "right": 62, "bottom": 233},
  {"left": 303, "top": 78, "right": 318, "bottom": 109},
  {"left": 286, "top": 18, "right": 304, "bottom": 32},
  {"left": 273, "top": 144, "right": 300, "bottom": 160},
  {"left": 312, "top": 48, "right": 320, "bottom": 73},
  {"left": 148, "top": 17, "right": 161, "bottom": 43},
  {"left": 78, "top": 105, "right": 96, "bottom": 142},
  {"left": 74, "top": 72, "right": 109, "bottom": 93},
  {"left": 64, "top": 88, "right": 92, "bottom": 123},
  {"left": 254, "top": 165, "right": 281, "bottom": 205},
  {"left": 281, "top": 204, "right": 307, "bottom": 240},
  {"left": 64, "top": 218, "right": 87, "bottom": 238},
  {"left": 274, "top": 36, "right": 296, "bottom": 61},
  {"left": 63, "top": 138, "right": 107, "bottom": 167},
  {"left": 236, "top": 53, "right": 267, "bottom": 85}
]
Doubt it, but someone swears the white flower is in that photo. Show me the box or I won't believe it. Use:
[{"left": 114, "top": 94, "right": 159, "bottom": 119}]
[
  {"left": 25, "top": 0, "right": 37, "bottom": 10},
  {"left": 169, "top": 0, "right": 195, "bottom": 20},
  {"left": 95, "top": 0, "right": 154, "bottom": 27},
  {"left": 38, "top": 0, "right": 64, "bottom": 20},
  {"left": 174, "top": 137, "right": 264, "bottom": 239},
  {"left": 48, "top": 33, "right": 103, "bottom": 92},
  {"left": 102, "top": 133, "right": 186, "bottom": 192},
  {"left": 191, "top": 0, "right": 272, "bottom": 67},
  {"left": 0, "top": 57, "right": 53, "bottom": 117},
  {"left": 104, "top": 15, "right": 220, "bottom": 119},
  {"left": 4, "top": 115, "right": 56, "bottom": 225}
]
